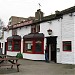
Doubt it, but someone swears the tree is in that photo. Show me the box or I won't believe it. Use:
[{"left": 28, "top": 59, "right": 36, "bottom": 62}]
[
  {"left": 0, "top": 19, "right": 4, "bottom": 30},
  {"left": 0, "top": 18, "right": 4, "bottom": 39}
]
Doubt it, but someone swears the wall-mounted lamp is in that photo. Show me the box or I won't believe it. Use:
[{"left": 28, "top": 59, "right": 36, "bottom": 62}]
[
  {"left": 47, "top": 29, "right": 52, "bottom": 35},
  {"left": 69, "top": 13, "right": 73, "bottom": 16},
  {"left": 47, "top": 21, "right": 52, "bottom": 24}
]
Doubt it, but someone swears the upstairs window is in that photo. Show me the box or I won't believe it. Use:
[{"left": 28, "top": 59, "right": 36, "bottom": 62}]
[
  {"left": 12, "top": 29, "right": 17, "bottom": 35},
  {"left": 36, "top": 24, "right": 40, "bottom": 32},
  {"left": 31, "top": 25, "right": 36, "bottom": 33},
  {"left": 63, "top": 41, "right": 72, "bottom": 51},
  {"left": 31, "top": 24, "right": 40, "bottom": 33}
]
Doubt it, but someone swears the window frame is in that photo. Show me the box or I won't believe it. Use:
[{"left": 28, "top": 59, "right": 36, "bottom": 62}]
[
  {"left": 31, "top": 25, "right": 36, "bottom": 33},
  {"left": 31, "top": 24, "right": 40, "bottom": 33},
  {"left": 14, "top": 40, "right": 21, "bottom": 51},
  {"left": 36, "top": 24, "right": 40, "bottom": 32},
  {"left": 23, "top": 38, "right": 44, "bottom": 54},
  {"left": 24, "top": 40, "right": 33, "bottom": 53},
  {"left": 8, "top": 41, "right": 12, "bottom": 51},
  {"left": 12, "top": 29, "right": 17, "bottom": 35},
  {"left": 63, "top": 41, "right": 72, "bottom": 52},
  {"left": 7, "top": 40, "right": 21, "bottom": 52},
  {"left": 34, "top": 39, "right": 44, "bottom": 54}
]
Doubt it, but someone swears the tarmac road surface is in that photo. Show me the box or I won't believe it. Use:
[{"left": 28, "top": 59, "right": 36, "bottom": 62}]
[{"left": 0, "top": 59, "right": 75, "bottom": 75}]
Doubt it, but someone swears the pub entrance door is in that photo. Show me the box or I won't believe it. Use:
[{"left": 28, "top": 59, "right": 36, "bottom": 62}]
[{"left": 46, "top": 36, "right": 57, "bottom": 63}]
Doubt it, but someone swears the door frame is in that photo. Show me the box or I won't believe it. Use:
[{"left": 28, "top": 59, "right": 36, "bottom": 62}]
[
  {"left": 46, "top": 36, "right": 57, "bottom": 63},
  {"left": 5, "top": 42, "right": 7, "bottom": 55}
]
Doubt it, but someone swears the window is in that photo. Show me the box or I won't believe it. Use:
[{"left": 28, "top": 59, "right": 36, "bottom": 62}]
[
  {"left": 25, "top": 41, "right": 33, "bottom": 52},
  {"left": 35, "top": 41, "right": 42, "bottom": 52},
  {"left": 31, "top": 25, "right": 40, "bottom": 33},
  {"left": 12, "top": 29, "right": 17, "bottom": 35},
  {"left": 36, "top": 24, "right": 40, "bottom": 32},
  {"left": 63, "top": 41, "right": 72, "bottom": 51},
  {"left": 14, "top": 41, "right": 20, "bottom": 51},
  {"left": 0, "top": 43, "right": 1, "bottom": 48},
  {"left": 8, "top": 41, "right": 12, "bottom": 50},
  {"left": 31, "top": 25, "right": 36, "bottom": 33}
]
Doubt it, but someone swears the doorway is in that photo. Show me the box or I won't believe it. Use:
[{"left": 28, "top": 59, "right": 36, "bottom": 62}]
[
  {"left": 46, "top": 36, "right": 57, "bottom": 63},
  {"left": 5, "top": 42, "right": 7, "bottom": 55}
]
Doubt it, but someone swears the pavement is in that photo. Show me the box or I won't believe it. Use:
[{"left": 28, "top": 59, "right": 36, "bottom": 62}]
[{"left": 0, "top": 59, "right": 75, "bottom": 75}]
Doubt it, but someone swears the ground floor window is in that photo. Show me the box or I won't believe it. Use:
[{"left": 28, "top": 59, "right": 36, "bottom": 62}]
[
  {"left": 8, "top": 40, "right": 21, "bottom": 51},
  {"left": 63, "top": 41, "right": 72, "bottom": 51},
  {"left": 25, "top": 41, "right": 33, "bottom": 52},
  {"left": 8, "top": 41, "right": 12, "bottom": 50},
  {"left": 7, "top": 35, "right": 21, "bottom": 52},
  {"left": 23, "top": 33, "right": 44, "bottom": 54},
  {"left": 0, "top": 43, "right": 1, "bottom": 48},
  {"left": 14, "top": 41, "right": 20, "bottom": 51},
  {"left": 24, "top": 39, "right": 44, "bottom": 54},
  {"left": 35, "top": 40, "right": 42, "bottom": 53}
]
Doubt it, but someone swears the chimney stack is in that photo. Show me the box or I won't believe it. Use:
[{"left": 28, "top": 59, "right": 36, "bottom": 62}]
[{"left": 35, "top": 9, "right": 43, "bottom": 21}]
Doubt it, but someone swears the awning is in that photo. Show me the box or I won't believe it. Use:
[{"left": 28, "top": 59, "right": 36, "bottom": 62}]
[
  {"left": 7, "top": 35, "right": 21, "bottom": 40},
  {"left": 23, "top": 33, "right": 44, "bottom": 39}
]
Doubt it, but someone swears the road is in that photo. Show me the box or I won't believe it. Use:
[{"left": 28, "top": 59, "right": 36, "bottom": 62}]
[{"left": 0, "top": 59, "right": 75, "bottom": 75}]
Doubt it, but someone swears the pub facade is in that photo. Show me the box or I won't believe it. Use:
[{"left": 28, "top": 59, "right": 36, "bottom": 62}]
[{"left": 1, "top": 6, "right": 75, "bottom": 64}]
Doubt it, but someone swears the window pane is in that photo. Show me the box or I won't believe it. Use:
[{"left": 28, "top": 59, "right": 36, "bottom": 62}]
[
  {"left": 36, "top": 24, "right": 40, "bottom": 32},
  {"left": 63, "top": 41, "right": 71, "bottom": 51},
  {"left": 35, "top": 41, "right": 42, "bottom": 52},
  {"left": 14, "top": 41, "right": 20, "bottom": 51},
  {"left": 25, "top": 41, "right": 33, "bottom": 52},
  {"left": 12, "top": 29, "right": 17, "bottom": 35},
  {"left": 31, "top": 25, "right": 36, "bottom": 33},
  {"left": 8, "top": 41, "right": 12, "bottom": 50},
  {"left": 63, "top": 45, "right": 71, "bottom": 50}
]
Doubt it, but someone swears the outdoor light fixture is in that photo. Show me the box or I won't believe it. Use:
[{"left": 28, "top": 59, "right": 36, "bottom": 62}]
[
  {"left": 47, "top": 29, "right": 52, "bottom": 35},
  {"left": 47, "top": 21, "right": 52, "bottom": 24}
]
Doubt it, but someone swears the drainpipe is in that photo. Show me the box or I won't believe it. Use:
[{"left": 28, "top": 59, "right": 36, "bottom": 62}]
[{"left": 60, "top": 17, "right": 62, "bottom": 63}]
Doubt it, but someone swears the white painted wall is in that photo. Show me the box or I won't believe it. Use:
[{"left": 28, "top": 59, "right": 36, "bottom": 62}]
[
  {"left": 40, "top": 13, "right": 75, "bottom": 64},
  {"left": 23, "top": 53, "right": 45, "bottom": 60},
  {"left": 61, "top": 14, "right": 74, "bottom": 64},
  {"left": 4, "top": 30, "right": 12, "bottom": 42},
  {"left": 1, "top": 12, "right": 75, "bottom": 64},
  {"left": 17, "top": 26, "right": 31, "bottom": 53},
  {"left": 40, "top": 19, "right": 62, "bottom": 63},
  {"left": 17, "top": 26, "right": 31, "bottom": 38},
  {"left": 7, "top": 51, "right": 20, "bottom": 56},
  {"left": 7, "top": 26, "right": 31, "bottom": 56},
  {"left": 2, "top": 30, "right": 12, "bottom": 54},
  {"left": 73, "top": 12, "right": 75, "bottom": 64}
]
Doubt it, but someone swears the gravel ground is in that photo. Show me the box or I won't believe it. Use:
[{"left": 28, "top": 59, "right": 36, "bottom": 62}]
[{"left": 0, "top": 59, "right": 75, "bottom": 75}]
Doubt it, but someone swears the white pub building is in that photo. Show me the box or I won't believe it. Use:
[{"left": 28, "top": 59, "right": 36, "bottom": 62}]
[{"left": 0, "top": 6, "right": 75, "bottom": 64}]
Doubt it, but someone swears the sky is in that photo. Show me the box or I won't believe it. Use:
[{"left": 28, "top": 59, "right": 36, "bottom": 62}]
[{"left": 0, "top": 0, "right": 75, "bottom": 26}]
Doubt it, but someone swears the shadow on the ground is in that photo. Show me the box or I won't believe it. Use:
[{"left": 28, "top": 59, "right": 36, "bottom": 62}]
[
  {"left": 0, "top": 68, "right": 18, "bottom": 74},
  {"left": 63, "top": 64, "right": 75, "bottom": 69}
]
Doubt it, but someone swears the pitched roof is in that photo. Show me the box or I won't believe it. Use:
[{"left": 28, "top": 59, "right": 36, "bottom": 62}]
[
  {"left": 5, "top": 5, "right": 75, "bottom": 30},
  {"left": 61, "top": 6, "right": 75, "bottom": 15},
  {"left": 7, "top": 35, "right": 21, "bottom": 40},
  {"left": 23, "top": 33, "right": 44, "bottom": 39},
  {"left": 42, "top": 6, "right": 75, "bottom": 22}
]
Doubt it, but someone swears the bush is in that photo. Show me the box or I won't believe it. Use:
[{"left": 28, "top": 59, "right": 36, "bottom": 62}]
[{"left": 16, "top": 53, "right": 23, "bottom": 59}]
